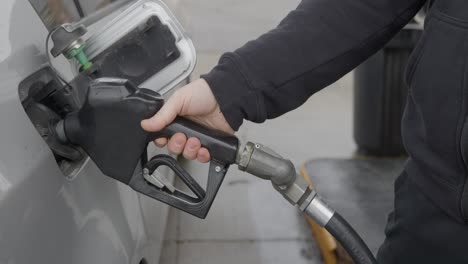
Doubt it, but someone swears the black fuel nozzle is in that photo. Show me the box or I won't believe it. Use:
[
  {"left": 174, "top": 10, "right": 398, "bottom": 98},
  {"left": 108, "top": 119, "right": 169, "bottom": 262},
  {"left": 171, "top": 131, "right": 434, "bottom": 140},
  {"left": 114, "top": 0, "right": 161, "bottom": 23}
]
[{"left": 55, "top": 78, "right": 239, "bottom": 218}]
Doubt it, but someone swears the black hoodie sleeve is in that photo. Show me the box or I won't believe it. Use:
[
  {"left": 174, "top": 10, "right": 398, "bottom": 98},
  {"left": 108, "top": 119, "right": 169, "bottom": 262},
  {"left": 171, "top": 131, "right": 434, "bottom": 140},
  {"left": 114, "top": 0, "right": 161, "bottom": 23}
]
[{"left": 201, "top": 0, "right": 426, "bottom": 130}]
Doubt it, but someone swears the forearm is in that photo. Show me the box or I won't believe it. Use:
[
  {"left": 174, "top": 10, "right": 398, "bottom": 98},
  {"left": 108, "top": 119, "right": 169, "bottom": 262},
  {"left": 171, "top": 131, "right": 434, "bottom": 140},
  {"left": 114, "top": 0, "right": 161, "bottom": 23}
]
[{"left": 202, "top": 0, "right": 426, "bottom": 130}]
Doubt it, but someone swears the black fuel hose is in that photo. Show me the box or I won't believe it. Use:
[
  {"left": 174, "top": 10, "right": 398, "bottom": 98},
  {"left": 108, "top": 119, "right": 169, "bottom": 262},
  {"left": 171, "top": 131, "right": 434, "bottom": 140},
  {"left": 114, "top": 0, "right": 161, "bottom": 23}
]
[{"left": 325, "top": 213, "right": 378, "bottom": 264}]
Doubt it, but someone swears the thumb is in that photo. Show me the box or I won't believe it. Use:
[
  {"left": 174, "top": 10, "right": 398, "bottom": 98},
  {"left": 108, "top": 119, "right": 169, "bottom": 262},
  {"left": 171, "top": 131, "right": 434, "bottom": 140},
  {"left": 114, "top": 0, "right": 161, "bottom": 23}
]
[{"left": 141, "top": 92, "right": 183, "bottom": 132}]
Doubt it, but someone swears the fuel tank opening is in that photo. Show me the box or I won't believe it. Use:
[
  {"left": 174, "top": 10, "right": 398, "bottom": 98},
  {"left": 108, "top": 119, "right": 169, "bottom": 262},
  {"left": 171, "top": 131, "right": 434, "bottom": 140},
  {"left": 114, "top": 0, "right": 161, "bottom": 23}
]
[{"left": 19, "top": 66, "right": 88, "bottom": 178}]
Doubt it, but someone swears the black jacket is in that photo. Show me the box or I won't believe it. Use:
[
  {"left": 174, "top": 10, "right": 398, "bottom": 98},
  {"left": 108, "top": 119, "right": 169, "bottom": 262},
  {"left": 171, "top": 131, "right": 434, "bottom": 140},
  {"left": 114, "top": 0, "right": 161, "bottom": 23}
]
[
  {"left": 203, "top": 0, "right": 426, "bottom": 130},
  {"left": 204, "top": 0, "right": 468, "bottom": 224}
]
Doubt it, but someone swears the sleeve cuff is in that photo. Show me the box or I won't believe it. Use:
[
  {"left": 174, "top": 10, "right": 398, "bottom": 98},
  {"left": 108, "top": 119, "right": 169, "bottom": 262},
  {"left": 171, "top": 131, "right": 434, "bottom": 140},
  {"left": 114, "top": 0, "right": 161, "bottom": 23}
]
[{"left": 201, "top": 53, "right": 265, "bottom": 131}]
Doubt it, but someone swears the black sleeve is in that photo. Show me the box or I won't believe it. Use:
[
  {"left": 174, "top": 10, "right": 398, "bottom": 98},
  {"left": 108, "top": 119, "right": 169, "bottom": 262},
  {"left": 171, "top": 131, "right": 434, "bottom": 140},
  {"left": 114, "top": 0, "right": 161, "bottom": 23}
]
[{"left": 201, "top": 0, "right": 426, "bottom": 130}]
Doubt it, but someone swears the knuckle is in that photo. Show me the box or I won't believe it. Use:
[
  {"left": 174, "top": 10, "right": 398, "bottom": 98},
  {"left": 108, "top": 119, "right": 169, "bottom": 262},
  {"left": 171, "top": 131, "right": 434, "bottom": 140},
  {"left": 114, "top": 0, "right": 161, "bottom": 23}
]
[
  {"left": 168, "top": 141, "right": 184, "bottom": 154},
  {"left": 197, "top": 148, "right": 210, "bottom": 163},
  {"left": 157, "top": 114, "right": 170, "bottom": 127},
  {"left": 183, "top": 149, "right": 196, "bottom": 160},
  {"left": 154, "top": 138, "right": 166, "bottom": 145},
  {"left": 188, "top": 137, "right": 200, "bottom": 147}
]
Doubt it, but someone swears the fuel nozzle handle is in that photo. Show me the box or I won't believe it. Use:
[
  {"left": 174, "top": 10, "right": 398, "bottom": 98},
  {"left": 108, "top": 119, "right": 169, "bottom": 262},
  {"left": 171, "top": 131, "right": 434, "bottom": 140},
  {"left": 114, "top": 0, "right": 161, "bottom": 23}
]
[
  {"left": 153, "top": 117, "right": 238, "bottom": 165},
  {"left": 55, "top": 78, "right": 239, "bottom": 218},
  {"left": 134, "top": 117, "right": 239, "bottom": 219}
]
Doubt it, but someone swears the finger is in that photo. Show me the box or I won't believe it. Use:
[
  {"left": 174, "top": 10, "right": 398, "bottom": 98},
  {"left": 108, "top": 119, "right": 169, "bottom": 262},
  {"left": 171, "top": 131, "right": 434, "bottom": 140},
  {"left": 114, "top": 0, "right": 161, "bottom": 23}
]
[
  {"left": 154, "top": 138, "right": 167, "bottom": 148},
  {"left": 141, "top": 91, "right": 183, "bottom": 132},
  {"left": 167, "top": 133, "right": 187, "bottom": 154},
  {"left": 183, "top": 137, "right": 201, "bottom": 160},
  {"left": 197, "top": 147, "right": 211, "bottom": 163}
]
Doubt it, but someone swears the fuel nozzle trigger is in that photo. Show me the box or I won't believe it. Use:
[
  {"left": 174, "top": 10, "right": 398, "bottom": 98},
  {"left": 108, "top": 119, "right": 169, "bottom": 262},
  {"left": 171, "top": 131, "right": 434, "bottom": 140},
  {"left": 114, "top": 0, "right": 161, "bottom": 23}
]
[
  {"left": 136, "top": 154, "right": 227, "bottom": 218},
  {"left": 56, "top": 78, "right": 238, "bottom": 218}
]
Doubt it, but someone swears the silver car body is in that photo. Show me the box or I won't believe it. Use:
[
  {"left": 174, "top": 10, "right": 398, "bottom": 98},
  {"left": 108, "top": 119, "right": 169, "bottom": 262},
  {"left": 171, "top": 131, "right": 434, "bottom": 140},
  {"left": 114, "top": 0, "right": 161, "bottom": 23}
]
[{"left": 0, "top": 1, "right": 194, "bottom": 263}]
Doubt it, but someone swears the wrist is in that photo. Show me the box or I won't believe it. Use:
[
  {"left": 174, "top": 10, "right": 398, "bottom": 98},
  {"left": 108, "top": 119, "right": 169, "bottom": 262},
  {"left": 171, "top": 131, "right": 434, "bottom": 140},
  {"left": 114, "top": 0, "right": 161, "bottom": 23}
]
[{"left": 201, "top": 53, "right": 261, "bottom": 131}]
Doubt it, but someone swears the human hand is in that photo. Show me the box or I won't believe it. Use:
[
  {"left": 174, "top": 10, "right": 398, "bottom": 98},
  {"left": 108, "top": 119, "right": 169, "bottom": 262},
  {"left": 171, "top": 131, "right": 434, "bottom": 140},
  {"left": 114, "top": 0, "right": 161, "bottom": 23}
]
[{"left": 141, "top": 79, "right": 234, "bottom": 163}]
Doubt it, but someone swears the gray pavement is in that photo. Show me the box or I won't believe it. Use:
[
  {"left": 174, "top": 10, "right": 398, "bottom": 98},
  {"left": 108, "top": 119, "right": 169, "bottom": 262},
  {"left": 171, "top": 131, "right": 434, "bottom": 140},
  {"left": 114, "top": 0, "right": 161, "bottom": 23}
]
[{"left": 159, "top": 1, "right": 356, "bottom": 263}]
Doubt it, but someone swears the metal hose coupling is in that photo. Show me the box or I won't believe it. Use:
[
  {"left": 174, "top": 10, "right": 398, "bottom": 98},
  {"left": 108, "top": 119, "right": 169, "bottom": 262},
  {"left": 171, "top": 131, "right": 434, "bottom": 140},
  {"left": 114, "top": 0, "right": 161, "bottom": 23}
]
[
  {"left": 303, "top": 192, "right": 335, "bottom": 227},
  {"left": 236, "top": 141, "right": 334, "bottom": 226},
  {"left": 237, "top": 142, "right": 296, "bottom": 186},
  {"left": 237, "top": 142, "right": 377, "bottom": 264}
]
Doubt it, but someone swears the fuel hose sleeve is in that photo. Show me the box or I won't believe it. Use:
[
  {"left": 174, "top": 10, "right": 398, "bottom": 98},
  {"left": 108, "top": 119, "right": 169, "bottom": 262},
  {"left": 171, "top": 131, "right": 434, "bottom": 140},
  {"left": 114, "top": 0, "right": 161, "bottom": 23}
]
[{"left": 325, "top": 213, "right": 378, "bottom": 264}]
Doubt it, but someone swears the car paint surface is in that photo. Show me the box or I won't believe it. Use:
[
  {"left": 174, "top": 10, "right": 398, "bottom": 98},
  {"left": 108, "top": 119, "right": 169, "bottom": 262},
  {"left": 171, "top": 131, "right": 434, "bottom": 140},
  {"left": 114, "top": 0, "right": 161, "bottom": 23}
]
[{"left": 0, "top": 1, "right": 169, "bottom": 263}]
